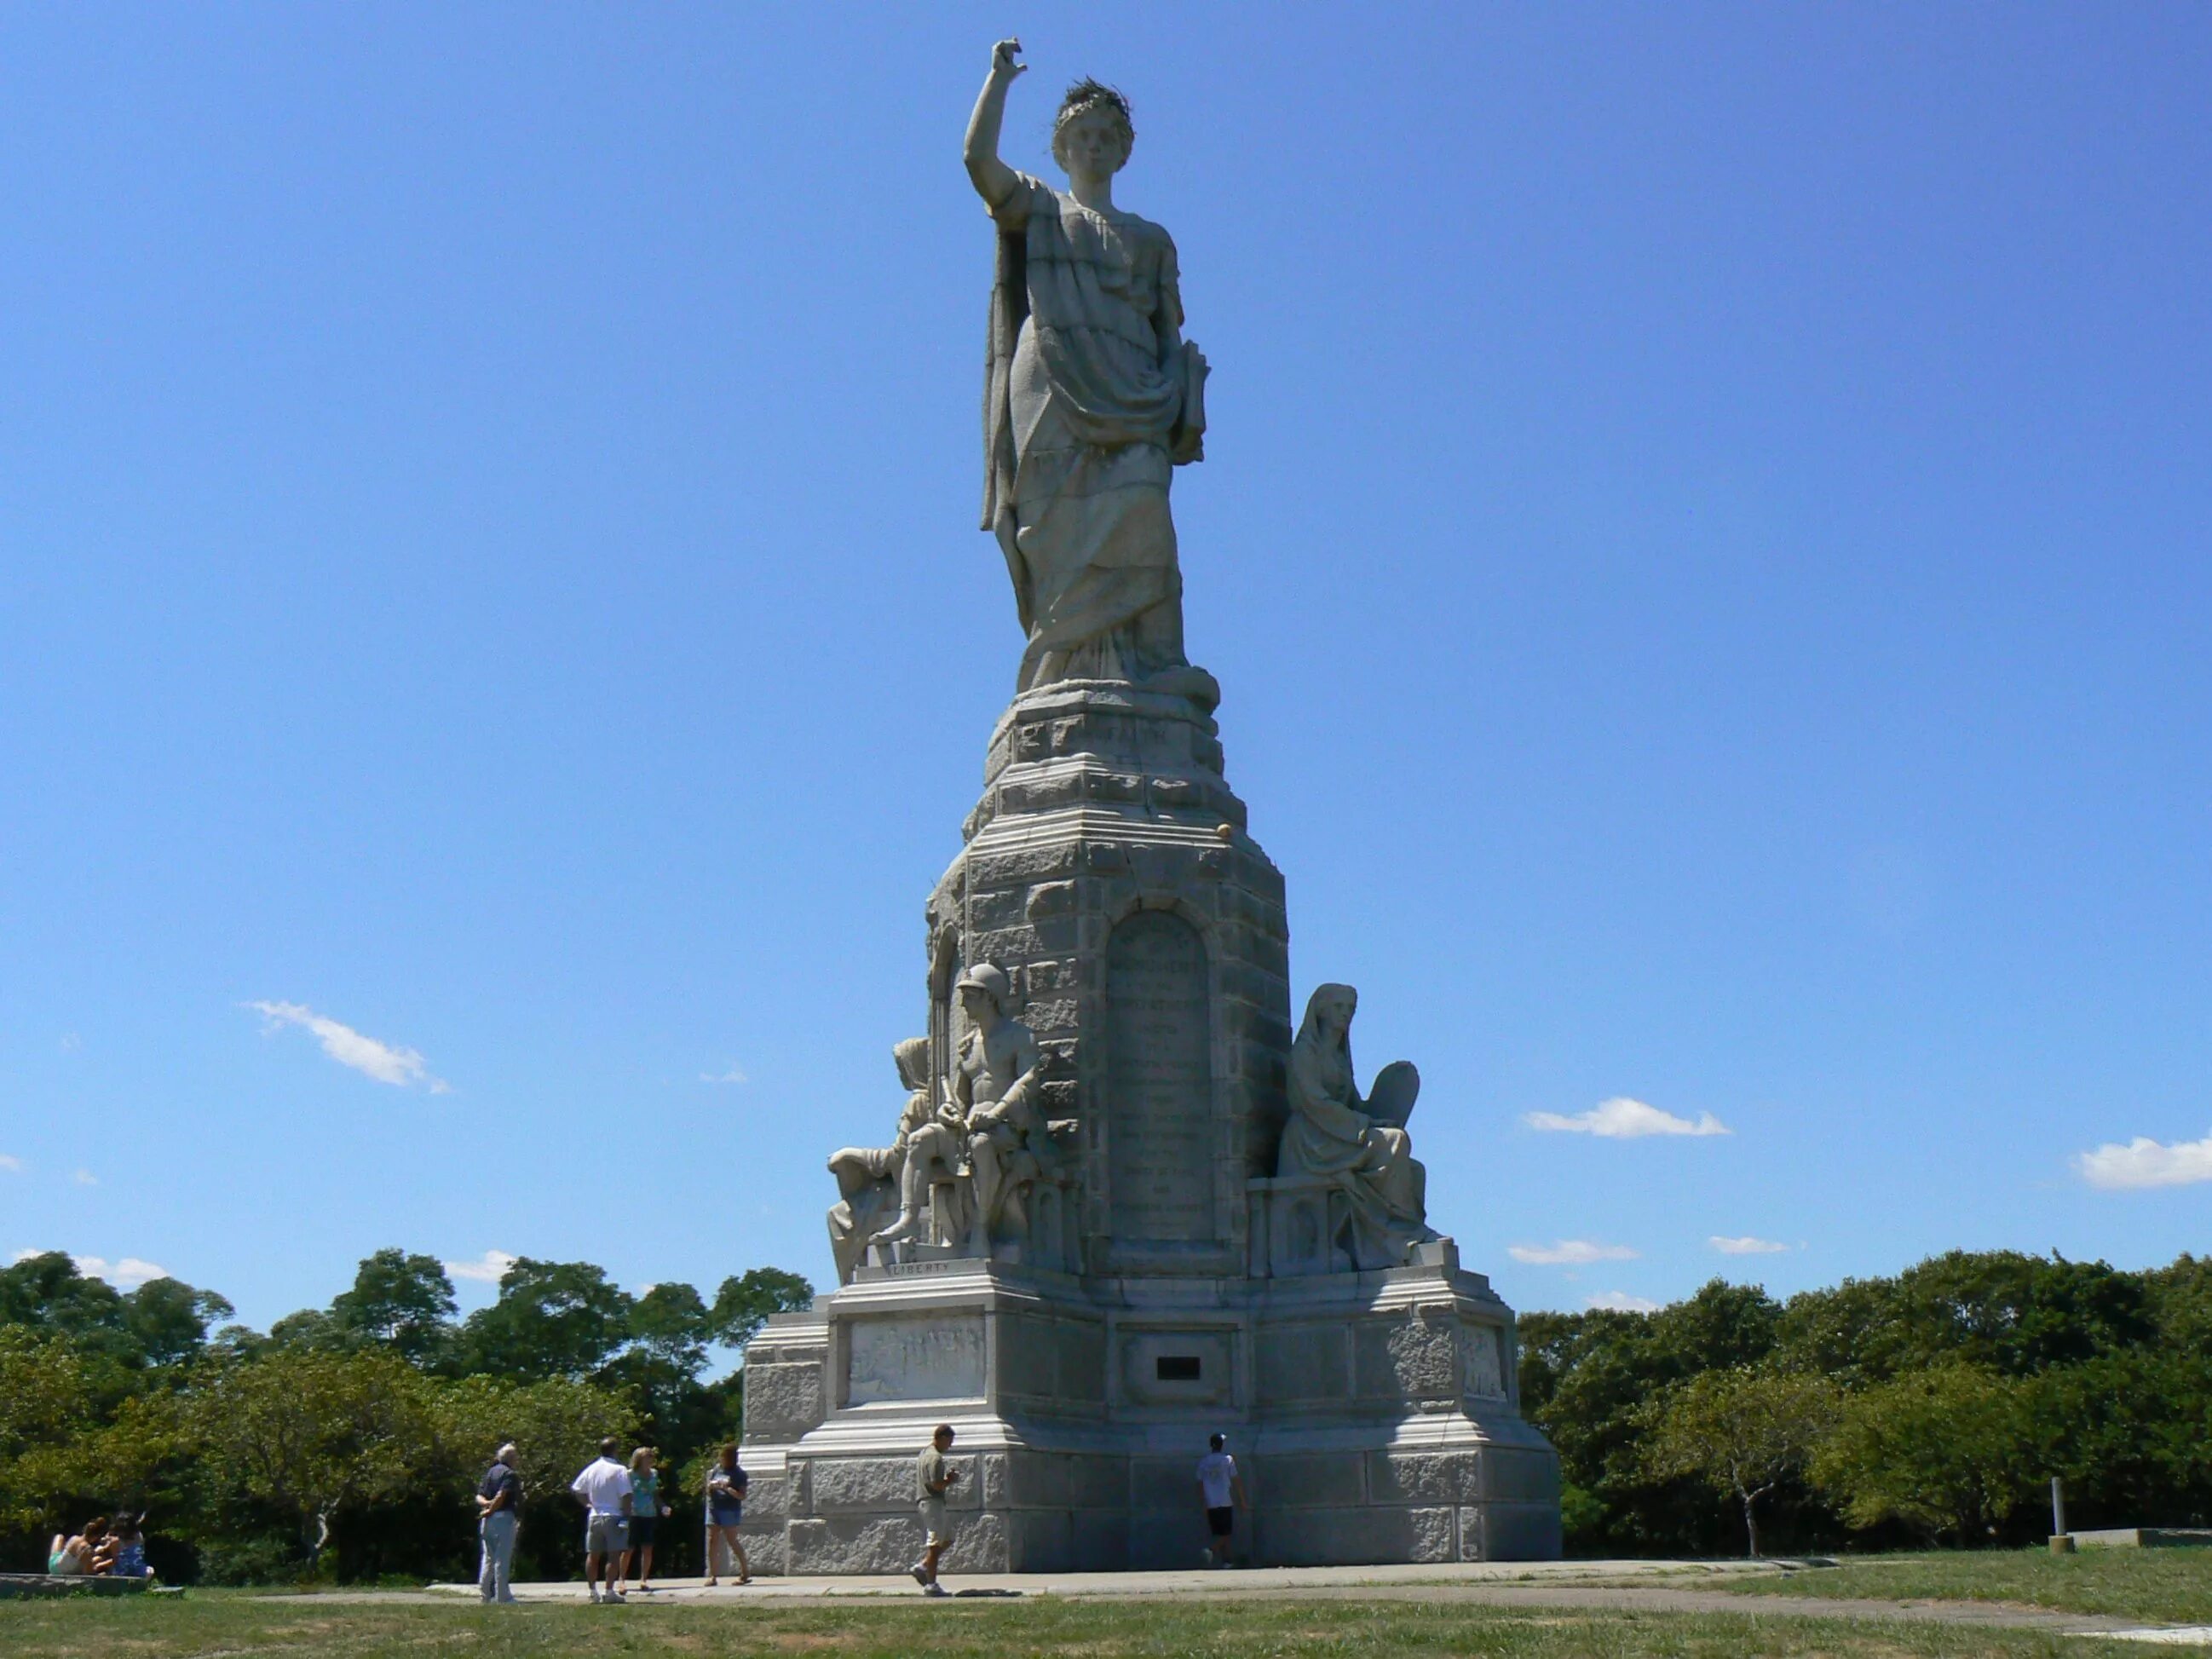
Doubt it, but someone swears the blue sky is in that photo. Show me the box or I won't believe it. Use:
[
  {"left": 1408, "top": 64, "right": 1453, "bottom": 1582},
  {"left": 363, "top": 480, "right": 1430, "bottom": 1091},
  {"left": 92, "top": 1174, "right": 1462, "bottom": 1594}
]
[{"left": 3, "top": 5, "right": 2207, "bottom": 1331}]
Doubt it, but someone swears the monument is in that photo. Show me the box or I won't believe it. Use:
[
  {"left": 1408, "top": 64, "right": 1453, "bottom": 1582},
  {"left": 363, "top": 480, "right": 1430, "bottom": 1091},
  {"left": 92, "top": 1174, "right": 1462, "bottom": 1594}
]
[{"left": 740, "top": 39, "right": 1562, "bottom": 1572}]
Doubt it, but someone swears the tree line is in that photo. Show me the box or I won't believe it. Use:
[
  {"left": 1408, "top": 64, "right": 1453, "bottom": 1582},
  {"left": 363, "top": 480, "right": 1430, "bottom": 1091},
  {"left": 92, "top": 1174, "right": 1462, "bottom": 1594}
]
[
  {"left": 1521, "top": 1249, "right": 2212, "bottom": 1556},
  {"left": 0, "top": 1248, "right": 811, "bottom": 1585},
  {"left": 9, "top": 1245, "right": 2209, "bottom": 1578}
]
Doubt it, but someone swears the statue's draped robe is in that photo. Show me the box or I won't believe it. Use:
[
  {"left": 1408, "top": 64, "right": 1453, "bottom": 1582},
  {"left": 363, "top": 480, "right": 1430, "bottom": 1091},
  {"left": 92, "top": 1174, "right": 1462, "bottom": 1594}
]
[
  {"left": 1279, "top": 1028, "right": 1429, "bottom": 1268},
  {"left": 982, "top": 173, "right": 1201, "bottom": 690}
]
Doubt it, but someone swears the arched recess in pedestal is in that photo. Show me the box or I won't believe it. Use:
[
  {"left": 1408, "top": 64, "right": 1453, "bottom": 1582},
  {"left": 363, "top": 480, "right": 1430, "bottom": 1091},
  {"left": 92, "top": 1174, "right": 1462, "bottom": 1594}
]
[{"left": 1103, "top": 908, "right": 1217, "bottom": 1249}]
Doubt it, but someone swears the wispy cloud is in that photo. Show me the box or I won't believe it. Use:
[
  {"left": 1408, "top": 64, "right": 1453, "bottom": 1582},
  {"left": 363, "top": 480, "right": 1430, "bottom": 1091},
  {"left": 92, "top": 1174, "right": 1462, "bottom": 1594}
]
[
  {"left": 13, "top": 1249, "right": 169, "bottom": 1287},
  {"left": 0, "top": 1155, "right": 22, "bottom": 1174},
  {"left": 1587, "top": 1290, "right": 1662, "bottom": 1314},
  {"left": 246, "top": 1000, "right": 448, "bottom": 1092},
  {"left": 700, "top": 1063, "right": 748, "bottom": 1086},
  {"left": 2076, "top": 1131, "right": 2212, "bottom": 1191},
  {"left": 1510, "top": 1239, "right": 1639, "bottom": 1266},
  {"left": 1710, "top": 1236, "right": 1790, "bottom": 1255},
  {"left": 445, "top": 1249, "right": 518, "bottom": 1285},
  {"left": 59, "top": 1033, "right": 83, "bottom": 1053},
  {"left": 72, "top": 1169, "right": 97, "bottom": 1187},
  {"left": 1525, "top": 1097, "right": 1731, "bottom": 1138}
]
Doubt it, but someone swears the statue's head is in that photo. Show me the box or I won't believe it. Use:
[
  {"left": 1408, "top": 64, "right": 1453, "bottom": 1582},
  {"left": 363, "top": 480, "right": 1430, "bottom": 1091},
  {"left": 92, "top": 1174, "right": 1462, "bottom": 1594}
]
[
  {"left": 1052, "top": 78, "right": 1134, "bottom": 180},
  {"left": 1302, "top": 982, "right": 1358, "bottom": 1046},
  {"left": 893, "top": 1036, "right": 931, "bottom": 1092},
  {"left": 954, "top": 962, "right": 1011, "bottom": 1021}
]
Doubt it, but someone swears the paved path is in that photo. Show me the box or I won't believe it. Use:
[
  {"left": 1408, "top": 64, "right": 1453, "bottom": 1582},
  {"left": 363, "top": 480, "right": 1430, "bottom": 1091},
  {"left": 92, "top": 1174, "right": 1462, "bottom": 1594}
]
[
  {"left": 426, "top": 1558, "right": 1772, "bottom": 1604},
  {"left": 399, "top": 1560, "right": 2209, "bottom": 1643}
]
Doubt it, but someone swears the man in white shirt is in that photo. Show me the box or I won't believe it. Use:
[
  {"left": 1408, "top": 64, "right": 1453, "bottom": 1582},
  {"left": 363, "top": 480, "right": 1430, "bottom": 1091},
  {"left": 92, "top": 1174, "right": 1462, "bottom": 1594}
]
[
  {"left": 568, "top": 1437, "right": 635, "bottom": 1603},
  {"left": 1195, "top": 1432, "right": 1247, "bottom": 1568}
]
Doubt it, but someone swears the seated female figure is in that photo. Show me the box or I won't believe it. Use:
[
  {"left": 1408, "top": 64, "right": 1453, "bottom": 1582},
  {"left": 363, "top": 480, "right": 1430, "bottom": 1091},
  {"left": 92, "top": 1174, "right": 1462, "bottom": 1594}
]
[{"left": 1276, "top": 983, "right": 1436, "bottom": 1270}]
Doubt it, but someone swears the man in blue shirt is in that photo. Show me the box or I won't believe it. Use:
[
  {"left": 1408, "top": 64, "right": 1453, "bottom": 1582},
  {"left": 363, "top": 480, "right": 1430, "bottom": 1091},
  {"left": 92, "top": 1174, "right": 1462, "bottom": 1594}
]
[{"left": 475, "top": 1443, "right": 522, "bottom": 1604}]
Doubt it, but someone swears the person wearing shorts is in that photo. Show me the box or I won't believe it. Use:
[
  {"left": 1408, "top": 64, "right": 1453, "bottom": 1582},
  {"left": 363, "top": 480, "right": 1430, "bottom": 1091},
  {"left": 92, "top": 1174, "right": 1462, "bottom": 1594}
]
[
  {"left": 704, "top": 1443, "right": 751, "bottom": 1586},
  {"left": 568, "top": 1437, "right": 634, "bottom": 1603},
  {"left": 911, "top": 1423, "right": 961, "bottom": 1596},
  {"left": 622, "top": 1446, "right": 672, "bottom": 1592},
  {"left": 1195, "top": 1432, "right": 1246, "bottom": 1567}
]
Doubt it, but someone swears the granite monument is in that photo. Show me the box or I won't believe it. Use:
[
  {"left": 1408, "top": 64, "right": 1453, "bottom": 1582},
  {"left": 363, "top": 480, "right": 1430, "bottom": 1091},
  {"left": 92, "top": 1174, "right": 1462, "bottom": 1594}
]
[{"left": 739, "top": 39, "right": 1562, "bottom": 1572}]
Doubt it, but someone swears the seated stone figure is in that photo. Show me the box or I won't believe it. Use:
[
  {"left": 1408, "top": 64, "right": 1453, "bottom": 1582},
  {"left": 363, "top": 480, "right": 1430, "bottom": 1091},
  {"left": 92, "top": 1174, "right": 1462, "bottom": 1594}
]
[
  {"left": 875, "top": 962, "right": 1046, "bottom": 1253},
  {"left": 826, "top": 1038, "right": 936, "bottom": 1285},
  {"left": 1276, "top": 982, "right": 1437, "bottom": 1270},
  {"left": 871, "top": 1067, "right": 976, "bottom": 1254}
]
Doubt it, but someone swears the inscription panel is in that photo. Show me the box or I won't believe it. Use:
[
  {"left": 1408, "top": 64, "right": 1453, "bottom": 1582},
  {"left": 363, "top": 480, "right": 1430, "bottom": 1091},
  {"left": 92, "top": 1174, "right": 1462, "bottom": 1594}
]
[
  {"left": 1105, "top": 911, "right": 1215, "bottom": 1244},
  {"left": 845, "top": 1314, "right": 985, "bottom": 1404}
]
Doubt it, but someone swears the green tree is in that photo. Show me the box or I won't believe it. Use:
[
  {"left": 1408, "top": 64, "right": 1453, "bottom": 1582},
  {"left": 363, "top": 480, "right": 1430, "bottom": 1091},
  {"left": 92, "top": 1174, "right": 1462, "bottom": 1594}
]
[
  {"left": 460, "top": 1259, "right": 634, "bottom": 1380},
  {"left": 330, "top": 1249, "right": 458, "bottom": 1367},
  {"left": 0, "top": 1252, "right": 125, "bottom": 1337},
  {"left": 630, "top": 1282, "right": 712, "bottom": 1374},
  {"left": 429, "top": 1372, "right": 637, "bottom": 1506},
  {"left": 0, "top": 1328, "right": 104, "bottom": 1530},
  {"left": 710, "top": 1267, "right": 814, "bottom": 1349},
  {"left": 1518, "top": 1281, "right": 1783, "bottom": 1554},
  {"left": 186, "top": 1348, "right": 439, "bottom": 1562},
  {"left": 265, "top": 1308, "right": 345, "bottom": 1351},
  {"left": 124, "top": 1277, "right": 236, "bottom": 1367},
  {"left": 1812, "top": 1362, "right": 2034, "bottom": 1542},
  {"left": 1640, "top": 1368, "right": 1840, "bottom": 1557},
  {"left": 1780, "top": 1251, "right": 2152, "bottom": 1384}
]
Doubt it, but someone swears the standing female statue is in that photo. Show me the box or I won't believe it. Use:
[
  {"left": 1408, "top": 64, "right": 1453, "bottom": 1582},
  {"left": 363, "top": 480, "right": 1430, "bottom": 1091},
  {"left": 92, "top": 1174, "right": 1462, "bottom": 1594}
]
[
  {"left": 1278, "top": 983, "right": 1437, "bottom": 1269},
  {"left": 965, "top": 39, "right": 1213, "bottom": 705}
]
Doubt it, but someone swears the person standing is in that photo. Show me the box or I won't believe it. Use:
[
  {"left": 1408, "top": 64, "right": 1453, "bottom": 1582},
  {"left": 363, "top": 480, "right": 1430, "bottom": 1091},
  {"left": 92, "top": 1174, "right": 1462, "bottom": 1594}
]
[
  {"left": 620, "top": 1446, "right": 672, "bottom": 1592},
  {"left": 1195, "top": 1432, "right": 1247, "bottom": 1568},
  {"left": 910, "top": 1423, "right": 961, "bottom": 1597},
  {"left": 475, "top": 1443, "right": 522, "bottom": 1604},
  {"left": 567, "top": 1437, "right": 634, "bottom": 1604},
  {"left": 703, "top": 1444, "right": 752, "bottom": 1587}
]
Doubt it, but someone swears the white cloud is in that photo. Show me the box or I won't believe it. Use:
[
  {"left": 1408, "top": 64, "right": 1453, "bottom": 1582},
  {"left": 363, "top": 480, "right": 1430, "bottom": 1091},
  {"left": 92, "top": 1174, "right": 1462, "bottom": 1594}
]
[
  {"left": 1525, "top": 1097, "right": 1731, "bottom": 1138},
  {"left": 59, "top": 1032, "right": 83, "bottom": 1053},
  {"left": 700, "top": 1063, "right": 749, "bottom": 1085},
  {"left": 72, "top": 1169, "right": 97, "bottom": 1187},
  {"left": 246, "top": 1000, "right": 448, "bottom": 1092},
  {"left": 2076, "top": 1131, "right": 2212, "bottom": 1191},
  {"left": 445, "top": 1248, "right": 518, "bottom": 1285},
  {"left": 1710, "top": 1236, "right": 1790, "bottom": 1255},
  {"left": 1587, "top": 1290, "right": 1662, "bottom": 1314},
  {"left": 13, "top": 1250, "right": 169, "bottom": 1287},
  {"left": 1509, "top": 1239, "right": 1640, "bottom": 1266},
  {"left": 0, "top": 1155, "right": 22, "bottom": 1173}
]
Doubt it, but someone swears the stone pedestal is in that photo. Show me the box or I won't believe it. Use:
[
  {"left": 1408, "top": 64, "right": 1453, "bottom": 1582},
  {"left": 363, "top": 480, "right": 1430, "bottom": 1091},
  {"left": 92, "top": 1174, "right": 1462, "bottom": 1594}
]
[
  {"left": 745, "top": 683, "right": 1561, "bottom": 1570},
  {"left": 738, "top": 1255, "right": 1558, "bottom": 1573}
]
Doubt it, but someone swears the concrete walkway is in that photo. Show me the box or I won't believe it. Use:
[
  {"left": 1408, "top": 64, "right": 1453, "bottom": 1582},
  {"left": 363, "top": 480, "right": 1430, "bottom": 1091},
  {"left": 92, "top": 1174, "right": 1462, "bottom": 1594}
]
[{"left": 429, "top": 1557, "right": 1777, "bottom": 1604}]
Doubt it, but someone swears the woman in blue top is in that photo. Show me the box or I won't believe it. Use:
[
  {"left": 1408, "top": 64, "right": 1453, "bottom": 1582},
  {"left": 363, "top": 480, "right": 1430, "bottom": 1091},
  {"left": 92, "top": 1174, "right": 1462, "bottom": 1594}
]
[
  {"left": 109, "top": 1512, "right": 152, "bottom": 1579},
  {"left": 621, "top": 1449, "right": 672, "bottom": 1592},
  {"left": 703, "top": 1443, "right": 752, "bottom": 1587}
]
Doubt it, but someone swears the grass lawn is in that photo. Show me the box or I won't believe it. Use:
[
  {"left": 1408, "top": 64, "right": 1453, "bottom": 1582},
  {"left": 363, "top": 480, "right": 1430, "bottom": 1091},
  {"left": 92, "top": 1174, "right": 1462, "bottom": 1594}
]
[
  {"left": 1728, "top": 1547, "right": 2212, "bottom": 1626},
  {"left": 0, "top": 1592, "right": 2178, "bottom": 1659}
]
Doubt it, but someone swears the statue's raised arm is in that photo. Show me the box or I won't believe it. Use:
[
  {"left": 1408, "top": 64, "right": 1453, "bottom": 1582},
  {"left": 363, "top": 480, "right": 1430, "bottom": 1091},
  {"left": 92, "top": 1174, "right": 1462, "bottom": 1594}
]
[
  {"left": 973, "top": 43, "right": 1215, "bottom": 708},
  {"left": 965, "top": 38, "right": 1027, "bottom": 210}
]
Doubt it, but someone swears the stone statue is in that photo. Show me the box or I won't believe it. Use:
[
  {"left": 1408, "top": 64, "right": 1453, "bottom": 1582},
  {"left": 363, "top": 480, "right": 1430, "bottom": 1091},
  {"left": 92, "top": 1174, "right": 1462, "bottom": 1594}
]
[
  {"left": 944, "top": 962, "right": 1049, "bottom": 1238},
  {"left": 965, "top": 38, "right": 1214, "bottom": 705},
  {"left": 870, "top": 1049, "right": 975, "bottom": 1253},
  {"left": 1276, "top": 983, "right": 1437, "bottom": 1269},
  {"left": 871, "top": 962, "right": 1049, "bottom": 1251},
  {"left": 826, "top": 1038, "right": 935, "bottom": 1285}
]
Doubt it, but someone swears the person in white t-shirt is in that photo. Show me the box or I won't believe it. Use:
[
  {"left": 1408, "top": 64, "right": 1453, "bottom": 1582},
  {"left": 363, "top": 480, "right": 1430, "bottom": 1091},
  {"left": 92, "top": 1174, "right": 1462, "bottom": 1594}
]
[
  {"left": 568, "top": 1437, "right": 635, "bottom": 1603},
  {"left": 1195, "top": 1432, "right": 1247, "bottom": 1568}
]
